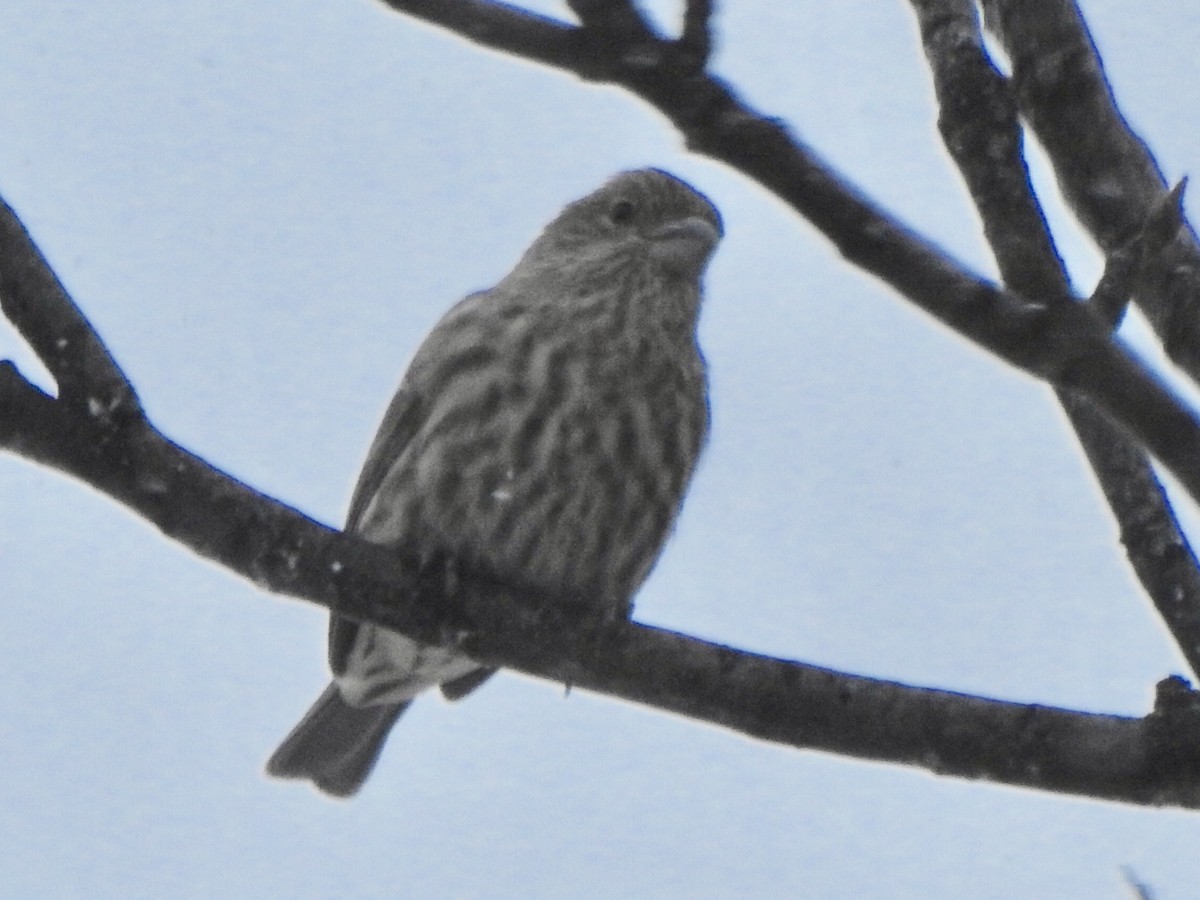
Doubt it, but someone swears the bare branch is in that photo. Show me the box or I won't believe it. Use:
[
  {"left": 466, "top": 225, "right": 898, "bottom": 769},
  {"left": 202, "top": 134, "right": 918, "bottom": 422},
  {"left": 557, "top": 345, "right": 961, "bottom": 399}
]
[
  {"left": 909, "top": 0, "right": 1200, "bottom": 679},
  {"left": 1089, "top": 182, "right": 1187, "bottom": 329},
  {"left": 912, "top": 0, "right": 1067, "bottom": 296},
  {"left": 679, "top": 0, "right": 714, "bottom": 70},
  {"left": 0, "top": 194, "right": 140, "bottom": 422},
  {"left": 981, "top": 0, "right": 1200, "bottom": 383},
  {"left": 1121, "top": 865, "right": 1155, "bottom": 900}
]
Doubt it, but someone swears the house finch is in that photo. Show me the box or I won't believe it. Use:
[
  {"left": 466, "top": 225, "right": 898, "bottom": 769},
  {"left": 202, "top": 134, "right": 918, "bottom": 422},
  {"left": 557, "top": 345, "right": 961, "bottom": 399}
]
[{"left": 266, "top": 168, "right": 722, "bottom": 796}]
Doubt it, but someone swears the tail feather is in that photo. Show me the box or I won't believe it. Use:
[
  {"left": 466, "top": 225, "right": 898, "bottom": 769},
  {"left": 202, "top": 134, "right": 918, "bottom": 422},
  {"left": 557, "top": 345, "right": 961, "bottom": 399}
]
[{"left": 266, "top": 682, "right": 409, "bottom": 798}]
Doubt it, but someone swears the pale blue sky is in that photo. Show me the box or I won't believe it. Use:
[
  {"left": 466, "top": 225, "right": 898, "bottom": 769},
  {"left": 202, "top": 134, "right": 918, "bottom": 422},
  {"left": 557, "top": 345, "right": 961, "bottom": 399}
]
[{"left": 2, "top": 2, "right": 1199, "bottom": 897}]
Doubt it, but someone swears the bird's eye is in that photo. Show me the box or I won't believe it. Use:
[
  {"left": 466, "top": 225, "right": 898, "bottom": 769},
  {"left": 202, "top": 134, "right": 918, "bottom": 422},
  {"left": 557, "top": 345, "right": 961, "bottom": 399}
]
[{"left": 608, "top": 199, "right": 636, "bottom": 226}]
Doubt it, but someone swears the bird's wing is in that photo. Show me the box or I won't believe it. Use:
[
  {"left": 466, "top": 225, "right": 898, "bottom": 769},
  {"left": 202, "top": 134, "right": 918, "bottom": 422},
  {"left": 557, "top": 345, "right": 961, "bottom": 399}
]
[
  {"left": 344, "top": 384, "right": 426, "bottom": 532},
  {"left": 328, "top": 383, "right": 426, "bottom": 676}
]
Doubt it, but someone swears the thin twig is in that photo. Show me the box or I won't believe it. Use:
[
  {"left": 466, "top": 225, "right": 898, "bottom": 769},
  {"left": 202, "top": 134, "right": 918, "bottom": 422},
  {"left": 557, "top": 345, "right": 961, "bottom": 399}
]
[
  {"left": 678, "top": 0, "right": 714, "bottom": 71},
  {"left": 1088, "top": 182, "right": 1188, "bottom": 329}
]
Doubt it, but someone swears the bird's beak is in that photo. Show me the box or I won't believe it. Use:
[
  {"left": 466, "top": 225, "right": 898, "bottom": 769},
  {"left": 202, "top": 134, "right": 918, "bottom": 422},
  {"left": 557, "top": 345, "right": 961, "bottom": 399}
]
[{"left": 647, "top": 216, "right": 722, "bottom": 276}]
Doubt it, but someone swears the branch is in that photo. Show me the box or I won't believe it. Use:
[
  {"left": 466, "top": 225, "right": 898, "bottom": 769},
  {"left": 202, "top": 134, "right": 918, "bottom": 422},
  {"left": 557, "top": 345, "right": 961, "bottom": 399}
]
[
  {"left": 5, "top": 195, "right": 1200, "bottom": 808},
  {"left": 374, "top": 0, "right": 1200, "bottom": 519},
  {"left": 981, "top": 0, "right": 1200, "bottom": 384},
  {"left": 1088, "top": 183, "right": 1188, "bottom": 330},
  {"left": 0, "top": 193, "right": 140, "bottom": 421},
  {"left": 909, "top": 0, "right": 1200, "bottom": 679}
]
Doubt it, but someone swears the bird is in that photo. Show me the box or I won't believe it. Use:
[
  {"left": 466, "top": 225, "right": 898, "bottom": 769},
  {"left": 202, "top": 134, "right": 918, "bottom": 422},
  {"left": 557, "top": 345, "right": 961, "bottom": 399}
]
[{"left": 266, "top": 168, "right": 722, "bottom": 797}]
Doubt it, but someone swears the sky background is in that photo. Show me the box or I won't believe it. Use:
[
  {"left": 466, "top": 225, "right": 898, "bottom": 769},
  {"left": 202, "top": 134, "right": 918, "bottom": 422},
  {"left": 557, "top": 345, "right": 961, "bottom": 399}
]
[{"left": 2, "top": 1, "right": 1199, "bottom": 897}]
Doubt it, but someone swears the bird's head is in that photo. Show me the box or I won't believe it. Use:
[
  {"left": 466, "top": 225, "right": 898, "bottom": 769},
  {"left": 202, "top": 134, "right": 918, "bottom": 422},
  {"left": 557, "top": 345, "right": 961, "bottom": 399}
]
[{"left": 513, "top": 169, "right": 724, "bottom": 283}]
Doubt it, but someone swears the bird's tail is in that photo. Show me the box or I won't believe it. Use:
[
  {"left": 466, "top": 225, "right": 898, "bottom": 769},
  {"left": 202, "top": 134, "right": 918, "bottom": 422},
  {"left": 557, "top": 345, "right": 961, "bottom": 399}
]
[{"left": 266, "top": 682, "right": 409, "bottom": 798}]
